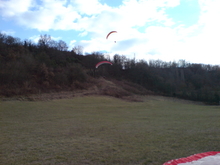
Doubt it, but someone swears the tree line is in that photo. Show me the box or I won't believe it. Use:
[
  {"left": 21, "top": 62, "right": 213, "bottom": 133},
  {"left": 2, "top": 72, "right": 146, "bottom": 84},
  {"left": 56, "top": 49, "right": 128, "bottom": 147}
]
[{"left": 0, "top": 33, "right": 219, "bottom": 104}]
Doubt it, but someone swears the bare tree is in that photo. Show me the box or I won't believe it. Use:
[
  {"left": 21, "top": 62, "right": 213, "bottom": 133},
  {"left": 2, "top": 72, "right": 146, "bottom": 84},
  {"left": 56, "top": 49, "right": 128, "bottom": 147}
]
[
  {"left": 72, "top": 45, "right": 83, "bottom": 55},
  {"left": 38, "top": 34, "right": 52, "bottom": 48},
  {"left": 57, "top": 40, "right": 68, "bottom": 51}
]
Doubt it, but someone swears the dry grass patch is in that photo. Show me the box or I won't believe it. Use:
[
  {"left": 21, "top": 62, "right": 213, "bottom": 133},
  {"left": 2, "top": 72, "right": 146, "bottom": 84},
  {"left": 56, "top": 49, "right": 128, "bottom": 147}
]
[{"left": 1, "top": 78, "right": 148, "bottom": 102}]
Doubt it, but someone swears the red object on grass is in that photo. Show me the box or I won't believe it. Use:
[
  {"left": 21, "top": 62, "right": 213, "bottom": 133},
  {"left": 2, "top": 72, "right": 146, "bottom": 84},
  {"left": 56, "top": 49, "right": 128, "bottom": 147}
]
[{"left": 163, "top": 151, "right": 220, "bottom": 165}]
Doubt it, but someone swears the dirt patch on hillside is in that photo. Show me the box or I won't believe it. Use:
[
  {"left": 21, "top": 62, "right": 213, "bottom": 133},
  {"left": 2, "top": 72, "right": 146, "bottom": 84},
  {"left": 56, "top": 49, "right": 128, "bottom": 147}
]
[{"left": 1, "top": 78, "right": 153, "bottom": 102}]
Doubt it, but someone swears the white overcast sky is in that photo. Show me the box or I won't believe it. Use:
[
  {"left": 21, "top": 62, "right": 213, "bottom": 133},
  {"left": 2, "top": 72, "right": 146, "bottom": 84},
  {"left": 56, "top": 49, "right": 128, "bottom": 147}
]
[{"left": 0, "top": 0, "right": 220, "bottom": 65}]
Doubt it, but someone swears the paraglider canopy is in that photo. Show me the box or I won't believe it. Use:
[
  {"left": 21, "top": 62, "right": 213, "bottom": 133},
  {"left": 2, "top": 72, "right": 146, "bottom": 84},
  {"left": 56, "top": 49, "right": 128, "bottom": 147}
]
[
  {"left": 163, "top": 151, "right": 220, "bottom": 165},
  {"left": 106, "top": 31, "right": 117, "bottom": 43},
  {"left": 95, "top": 61, "right": 113, "bottom": 68},
  {"left": 106, "top": 31, "right": 117, "bottom": 39}
]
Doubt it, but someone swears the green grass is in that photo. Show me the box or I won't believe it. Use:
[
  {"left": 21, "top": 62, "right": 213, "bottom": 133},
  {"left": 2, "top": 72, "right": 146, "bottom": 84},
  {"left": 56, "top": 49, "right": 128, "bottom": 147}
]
[{"left": 1, "top": 96, "right": 220, "bottom": 165}]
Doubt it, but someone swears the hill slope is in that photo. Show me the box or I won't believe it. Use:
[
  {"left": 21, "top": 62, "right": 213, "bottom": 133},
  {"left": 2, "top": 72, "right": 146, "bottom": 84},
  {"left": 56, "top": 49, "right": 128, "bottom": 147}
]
[{"left": 1, "top": 78, "right": 153, "bottom": 101}]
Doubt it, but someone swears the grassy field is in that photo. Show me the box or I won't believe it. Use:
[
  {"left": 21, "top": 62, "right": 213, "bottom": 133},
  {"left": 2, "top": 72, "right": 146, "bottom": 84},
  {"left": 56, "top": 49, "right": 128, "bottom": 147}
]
[{"left": 1, "top": 96, "right": 220, "bottom": 165}]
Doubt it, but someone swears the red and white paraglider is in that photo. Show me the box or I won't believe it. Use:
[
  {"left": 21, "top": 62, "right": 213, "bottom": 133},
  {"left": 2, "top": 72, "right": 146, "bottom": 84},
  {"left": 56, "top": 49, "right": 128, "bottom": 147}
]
[
  {"left": 163, "top": 151, "right": 220, "bottom": 165},
  {"left": 95, "top": 61, "right": 113, "bottom": 69}
]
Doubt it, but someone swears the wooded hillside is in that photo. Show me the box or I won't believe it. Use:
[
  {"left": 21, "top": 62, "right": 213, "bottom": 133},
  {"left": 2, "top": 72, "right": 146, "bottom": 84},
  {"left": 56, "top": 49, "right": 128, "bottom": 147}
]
[{"left": 0, "top": 33, "right": 220, "bottom": 104}]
